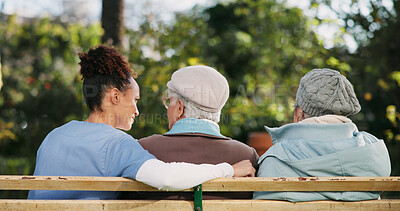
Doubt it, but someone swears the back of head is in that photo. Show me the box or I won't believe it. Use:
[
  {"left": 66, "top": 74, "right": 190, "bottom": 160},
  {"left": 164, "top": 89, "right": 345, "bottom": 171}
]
[
  {"left": 78, "top": 45, "right": 134, "bottom": 112},
  {"left": 294, "top": 68, "right": 361, "bottom": 117},
  {"left": 166, "top": 65, "right": 230, "bottom": 122}
]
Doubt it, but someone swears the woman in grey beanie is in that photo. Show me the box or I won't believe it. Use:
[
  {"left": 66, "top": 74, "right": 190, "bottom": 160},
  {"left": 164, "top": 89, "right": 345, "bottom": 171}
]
[{"left": 254, "top": 68, "right": 391, "bottom": 202}]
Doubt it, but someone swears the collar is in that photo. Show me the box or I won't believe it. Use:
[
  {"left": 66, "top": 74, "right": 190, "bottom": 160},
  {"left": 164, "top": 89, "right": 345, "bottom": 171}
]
[
  {"left": 165, "top": 118, "right": 226, "bottom": 138},
  {"left": 264, "top": 122, "right": 358, "bottom": 144}
]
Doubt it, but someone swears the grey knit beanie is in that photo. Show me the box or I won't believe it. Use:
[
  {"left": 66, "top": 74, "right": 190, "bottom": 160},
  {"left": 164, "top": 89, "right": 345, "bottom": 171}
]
[{"left": 294, "top": 68, "right": 361, "bottom": 117}]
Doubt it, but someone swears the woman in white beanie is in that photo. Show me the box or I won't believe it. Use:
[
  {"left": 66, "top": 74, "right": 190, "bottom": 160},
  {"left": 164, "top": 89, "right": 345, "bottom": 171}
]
[
  {"left": 28, "top": 45, "right": 255, "bottom": 200},
  {"left": 123, "top": 65, "right": 259, "bottom": 200},
  {"left": 254, "top": 68, "right": 391, "bottom": 202}
]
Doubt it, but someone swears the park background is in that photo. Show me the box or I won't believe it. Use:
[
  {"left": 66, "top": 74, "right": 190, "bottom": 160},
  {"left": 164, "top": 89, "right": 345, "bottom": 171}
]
[{"left": 0, "top": 0, "right": 399, "bottom": 198}]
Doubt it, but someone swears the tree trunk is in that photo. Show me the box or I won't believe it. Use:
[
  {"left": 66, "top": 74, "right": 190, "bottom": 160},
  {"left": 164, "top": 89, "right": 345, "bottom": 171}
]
[
  {"left": 101, "top": 0, "right": 124, "bottom": 47},
  {"left": 0, "top": 55, "right": 2, "bottom": 91}
]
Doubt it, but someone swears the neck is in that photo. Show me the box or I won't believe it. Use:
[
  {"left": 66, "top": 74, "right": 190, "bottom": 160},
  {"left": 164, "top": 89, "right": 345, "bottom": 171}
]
[
  {"left": 199, "top": 118, "right": 220, "bottom": 128},
  {"left": 300, "top": 115, "right": 352, "bottom": 124},
  {"left": 86, "top": 110, "right": 117, "bottom": 128}
]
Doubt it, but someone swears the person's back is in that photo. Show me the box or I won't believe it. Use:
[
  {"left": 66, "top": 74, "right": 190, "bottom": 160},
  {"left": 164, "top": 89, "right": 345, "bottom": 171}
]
[
  {"left": 136, "top": 119, "right": 258, "bottom": 199},
  {"left": 253, "top": 115, "right": 391, "bottom": 201},
  {"left": 254, "top": 68, "right": 391, "bottom": 202},
  {"left": 125, "top": 119, "right": 258, "bottom": 200},
  {"left": 122, "top": 66, "right": 259, "bottom": 199},
  {"left": 28, "top": 121, "right": 153, "bottom": 199},
  {"left": 140, "top": 132, "right": 257, "bottom": 166}
]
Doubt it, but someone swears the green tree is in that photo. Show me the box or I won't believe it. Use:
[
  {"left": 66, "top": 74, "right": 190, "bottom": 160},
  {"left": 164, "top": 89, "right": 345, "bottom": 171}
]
[{"left": 124, "top": 0, "right": 345, "bottom": 143}]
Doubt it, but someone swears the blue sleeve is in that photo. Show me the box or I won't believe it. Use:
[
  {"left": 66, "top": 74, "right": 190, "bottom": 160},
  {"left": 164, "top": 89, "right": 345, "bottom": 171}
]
[{"left": 105, "top": 135, "right": 156, "bottom": 179}]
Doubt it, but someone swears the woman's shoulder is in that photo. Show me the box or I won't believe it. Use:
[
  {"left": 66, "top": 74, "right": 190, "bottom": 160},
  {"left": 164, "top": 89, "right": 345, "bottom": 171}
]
[{"left": 50, "top": 120, "right": 133, "bottom": 141}]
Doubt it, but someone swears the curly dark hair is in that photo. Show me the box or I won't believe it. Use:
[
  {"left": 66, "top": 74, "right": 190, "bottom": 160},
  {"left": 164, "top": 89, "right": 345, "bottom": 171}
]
[{"left": 78, "top": 45, "right": 134, "bottom": 112}]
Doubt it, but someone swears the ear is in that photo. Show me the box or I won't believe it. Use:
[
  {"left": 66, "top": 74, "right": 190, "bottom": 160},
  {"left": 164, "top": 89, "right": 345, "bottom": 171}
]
[
  {"left": 298, "top": 108, "right": 305, "bottom": 119},
  {"left": 293, "top": 106, "right": 305, "bottom": 123},
  {"left": 177, "top": 99, "right": 185, "bottom": 118},
  {"left": 110, "top": 88, "right": 120, "bottom": 105}
]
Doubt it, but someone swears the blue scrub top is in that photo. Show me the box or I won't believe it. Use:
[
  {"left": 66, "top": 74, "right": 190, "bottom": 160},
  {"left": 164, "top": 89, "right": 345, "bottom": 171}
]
[{"left": 28, "top": 120, "right": 155, "bottom": 199}]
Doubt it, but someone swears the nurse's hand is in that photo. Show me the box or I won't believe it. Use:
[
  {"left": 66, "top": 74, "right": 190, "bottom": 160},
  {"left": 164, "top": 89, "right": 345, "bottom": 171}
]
[{"left": 232, "top": 160, "right": 256, "bottom": 177}]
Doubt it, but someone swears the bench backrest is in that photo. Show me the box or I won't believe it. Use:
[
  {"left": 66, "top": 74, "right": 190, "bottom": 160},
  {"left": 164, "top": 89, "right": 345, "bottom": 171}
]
[
  {"left": 1, "top": 176, "right": 400, "bottom": 211},
  {"left": 2, "top": 176, "right": 400, "bottom": 192}
]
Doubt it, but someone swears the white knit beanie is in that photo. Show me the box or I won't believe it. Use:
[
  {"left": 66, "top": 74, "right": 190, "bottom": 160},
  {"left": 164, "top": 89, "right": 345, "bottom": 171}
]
[
  {"left": 294, "top": 68, "right": 361, "bottom": 117},
  {"left": 166, "top": 65, "right": 229, "bottom": 112}
]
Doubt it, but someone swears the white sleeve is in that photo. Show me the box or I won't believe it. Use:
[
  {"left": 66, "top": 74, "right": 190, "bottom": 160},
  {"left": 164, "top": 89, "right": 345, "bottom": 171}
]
[{"left": 135, "top": 159, "right": 234, "bottom": 191}]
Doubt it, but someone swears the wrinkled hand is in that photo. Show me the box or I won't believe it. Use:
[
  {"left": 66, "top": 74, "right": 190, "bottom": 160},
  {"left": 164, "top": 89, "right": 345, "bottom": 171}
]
[{"left": 232, "top": 160, "right": 256, "bottom": 177}]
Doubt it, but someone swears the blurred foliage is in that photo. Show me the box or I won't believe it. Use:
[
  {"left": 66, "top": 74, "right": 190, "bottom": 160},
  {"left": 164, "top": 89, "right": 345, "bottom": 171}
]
[
  {"left": 0, "top": 15, "right": 102, "bottom": 159},
  {"left": 0, "top": 0, "right": 399, "bottom": 199}
]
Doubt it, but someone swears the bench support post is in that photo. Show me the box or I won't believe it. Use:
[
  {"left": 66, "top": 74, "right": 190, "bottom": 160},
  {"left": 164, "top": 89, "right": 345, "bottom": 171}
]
[{"left": 194, "top": 184, "right": 203, "bottom": 211}]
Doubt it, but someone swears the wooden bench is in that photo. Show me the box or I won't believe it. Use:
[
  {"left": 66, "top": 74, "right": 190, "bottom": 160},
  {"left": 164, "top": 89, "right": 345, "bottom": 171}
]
[{"left": 1, "top": 175, "right": 400, "bottom": 210}]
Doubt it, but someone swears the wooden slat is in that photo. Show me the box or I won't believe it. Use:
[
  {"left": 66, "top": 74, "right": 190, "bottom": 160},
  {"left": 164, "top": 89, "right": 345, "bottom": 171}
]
[
  {"left": 1, "top": 199, "right": 399, "bottom": 211},
  {"left": 0, "top": 175, "right": 162, "bottom": 192},
  {"left": 201, "top": 177, "right": 400, "bottom": 191},
  {"left": 1, "top": 176, "right": 400, "bottom": 191},
  {"left": 0, "top": 200, "right": 192, "bottom": 211},
  {"left": 204, "top": 200, "right": 400, "bottom": 211}
]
